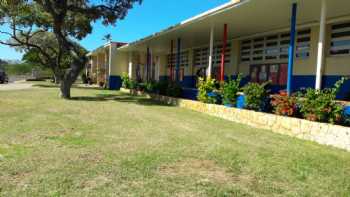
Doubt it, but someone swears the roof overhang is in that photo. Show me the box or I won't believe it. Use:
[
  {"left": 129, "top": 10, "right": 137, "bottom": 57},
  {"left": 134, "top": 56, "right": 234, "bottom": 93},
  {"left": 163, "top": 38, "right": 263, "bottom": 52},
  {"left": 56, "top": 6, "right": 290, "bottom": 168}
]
[
  {"left": 87, "top": 42, "right": 128, "bottom": 56},
  {"left": 118, "top": 0, "right": 350, "bottom": 54}
]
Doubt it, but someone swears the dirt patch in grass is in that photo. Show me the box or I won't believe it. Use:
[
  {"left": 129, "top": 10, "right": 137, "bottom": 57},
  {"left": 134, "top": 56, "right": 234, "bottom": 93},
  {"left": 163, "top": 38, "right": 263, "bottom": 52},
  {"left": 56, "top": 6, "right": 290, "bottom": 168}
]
[
  {"left": 81, "top": 175, "right": 111, "bottom": 191},
  {"left": 158, "top": 159, "right": 238, "bottom": 185}
]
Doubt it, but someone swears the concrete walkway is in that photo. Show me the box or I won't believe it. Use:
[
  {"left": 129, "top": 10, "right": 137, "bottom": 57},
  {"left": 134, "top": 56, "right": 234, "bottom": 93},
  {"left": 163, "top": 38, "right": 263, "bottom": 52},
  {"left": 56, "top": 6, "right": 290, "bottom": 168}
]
[{"left": 0, "top": 81, "right": 33, "bottom": 91}]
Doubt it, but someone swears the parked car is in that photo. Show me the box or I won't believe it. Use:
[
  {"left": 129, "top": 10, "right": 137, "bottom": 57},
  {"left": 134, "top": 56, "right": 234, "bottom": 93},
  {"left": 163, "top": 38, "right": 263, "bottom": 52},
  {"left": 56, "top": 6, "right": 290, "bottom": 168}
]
[{"left": 0, "top": 69, "right": 9, "bottom": 84}]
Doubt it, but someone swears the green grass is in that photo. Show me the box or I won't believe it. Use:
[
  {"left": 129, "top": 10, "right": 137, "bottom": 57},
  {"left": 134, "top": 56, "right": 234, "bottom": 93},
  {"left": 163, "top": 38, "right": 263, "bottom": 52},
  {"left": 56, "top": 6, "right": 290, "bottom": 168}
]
[{"left": 1, "top": 83, "right": 350, "bottom": 196}]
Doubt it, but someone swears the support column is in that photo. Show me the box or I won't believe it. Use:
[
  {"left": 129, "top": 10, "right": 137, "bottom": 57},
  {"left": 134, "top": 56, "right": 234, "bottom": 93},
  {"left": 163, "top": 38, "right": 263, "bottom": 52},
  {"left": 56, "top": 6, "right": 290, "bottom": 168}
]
[
  {"left": 156, "top": 56, "right": 160, "bottom": 81},
  {"left": 176, "top": 38, "right": 181, "bottom": 82},
  {"left": 108, "top": 44, "right": 113, "bottom": 87},
  {"left": 170, "top": 40, "right": 174, "bottom": 81},
  {"left": 220, "top": 24, "right": 228, "bottom": 82},
  {"left": 315, "top": 0, "right": 327, "bottom": 90},
  {"left": 96, "top": 54, "right": 100, "bottom": 84},
  {"left": 208, "top": 25, "right": 214, "bottom": 79},
  {"left": 287, "top": 3, "right": 297, "bottom": 96},
  {"left": 128, "top": 52, "right": 133, "bottom": 79},
  {"left": 146, "top": 47, "right": 150, "bottom": 82},
  {"left": 105, "top": 49, "right": 109, "bottom": 87},
  {"left": 90, "top": 57, "right": 93, "bottom": 75},
  {"left": 88, "top": 57, "right": 92, "bottom": 76}
]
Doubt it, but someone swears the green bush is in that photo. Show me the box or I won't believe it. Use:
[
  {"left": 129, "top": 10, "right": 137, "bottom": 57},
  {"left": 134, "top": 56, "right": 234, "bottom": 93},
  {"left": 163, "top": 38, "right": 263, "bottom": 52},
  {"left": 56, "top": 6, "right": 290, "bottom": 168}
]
[
  {"left": 145, "top": 81, "right": 158, "bottom": 93},
  {"left": 136, "top": 82, "right": 146, "bottom": 91},
  {"left": 121, "top": 72, "right": 130, "bottom": 88},
  {"left": 222, "top": 74, "right": 242, "bottom": 106},
  {"left": 297, "top": 77, "right": 347, "bottom": 124},
  {"left": 158, "top": 80, "right": 169, "bottom": 95},
  {"left": 197, "top": 77, "right": 218, "bottom": 103},
  {"left": 4, "top": 63, "right": 39, "bottom": 75},
  {"left": 243, "top": 82, "right": 270, "bottom": 111},
  {"left": 166, "top": 82, "right": 182, "bottom": 97},
  {"left": 129, "top": 79, "right": 137, "bottom": 90}
]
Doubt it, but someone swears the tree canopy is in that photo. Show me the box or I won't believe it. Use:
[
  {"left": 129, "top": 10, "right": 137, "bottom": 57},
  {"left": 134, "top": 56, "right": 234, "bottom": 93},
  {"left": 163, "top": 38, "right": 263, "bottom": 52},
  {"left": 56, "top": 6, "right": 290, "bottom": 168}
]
[
  {"left": 0, "top": 0, "right": 142, "bottom": 98},
  {"left": 17, "top": 31, "right": 87, "bottom": 83}
]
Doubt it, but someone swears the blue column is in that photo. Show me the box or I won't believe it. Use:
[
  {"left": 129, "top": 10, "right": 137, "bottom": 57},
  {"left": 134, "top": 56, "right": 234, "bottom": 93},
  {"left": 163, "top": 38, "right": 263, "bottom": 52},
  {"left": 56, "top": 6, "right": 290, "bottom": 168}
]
[
  {"left": 146, "top": 47, "right": 150, "bottom": 81},
  {"left": 176, "top": 38, "right": 181, "bottom": 82},
  {"left": 287, "top": 3, "right": 297, "bottom": 96}
]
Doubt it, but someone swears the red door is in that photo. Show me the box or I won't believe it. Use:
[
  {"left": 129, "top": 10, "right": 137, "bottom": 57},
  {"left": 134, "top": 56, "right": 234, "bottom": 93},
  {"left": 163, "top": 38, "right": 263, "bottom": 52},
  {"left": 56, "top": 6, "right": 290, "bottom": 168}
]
[{"left": 279, "top": 64, "right": 288, "bottom": 85}]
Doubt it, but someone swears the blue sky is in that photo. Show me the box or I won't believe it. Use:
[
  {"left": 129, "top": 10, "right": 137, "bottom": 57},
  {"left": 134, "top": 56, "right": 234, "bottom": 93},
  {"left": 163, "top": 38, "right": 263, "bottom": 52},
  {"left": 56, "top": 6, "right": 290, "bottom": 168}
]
[{"left": 0, "top": 0, "right": 228, "bottom": 60}]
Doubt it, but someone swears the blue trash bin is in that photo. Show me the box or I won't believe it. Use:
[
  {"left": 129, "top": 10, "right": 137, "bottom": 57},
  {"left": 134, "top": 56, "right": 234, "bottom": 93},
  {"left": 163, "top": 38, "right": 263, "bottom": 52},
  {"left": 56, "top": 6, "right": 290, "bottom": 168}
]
[{"left": 236, "top": 95, "right": 246, "bottom": 109}]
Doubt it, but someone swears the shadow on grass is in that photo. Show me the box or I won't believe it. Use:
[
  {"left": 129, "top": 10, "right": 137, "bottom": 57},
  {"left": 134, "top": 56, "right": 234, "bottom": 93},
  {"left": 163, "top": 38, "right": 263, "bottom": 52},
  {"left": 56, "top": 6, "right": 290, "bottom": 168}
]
[
  {"left": 32, "top": 84, "right": 59, "bottom": 88},
  {"left": 71, "top": 93, "right": 172, "bottom": 107},
  {"left": 33, "top": 83, "right": 171, "bottom": 107},
  {"left": 33, "top": 83, "right": 103, "bottom": 91}
]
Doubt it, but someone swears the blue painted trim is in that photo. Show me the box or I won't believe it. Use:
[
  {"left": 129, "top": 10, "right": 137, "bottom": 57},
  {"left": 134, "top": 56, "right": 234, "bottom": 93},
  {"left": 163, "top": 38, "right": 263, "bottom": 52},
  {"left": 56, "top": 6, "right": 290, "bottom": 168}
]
[
  {"left": 287, "top": 3, "right": 297, "bottom": 96},
  {"left": 182, "top": 88, "right": 198, "bottom": 100},
  {"left": 176, "top": 38, "right": 181, "bottom": 82},
  {"left": 180, "top": 76, "right": 196, "bottom": 88},
  {"left": 109, "top": 75, "right": 122, "bottom": 90}
]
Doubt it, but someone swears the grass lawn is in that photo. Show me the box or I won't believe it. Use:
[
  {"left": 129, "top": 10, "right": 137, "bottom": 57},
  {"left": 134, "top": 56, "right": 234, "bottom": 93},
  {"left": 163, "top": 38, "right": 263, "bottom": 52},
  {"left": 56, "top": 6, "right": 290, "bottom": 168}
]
[{"left": 0, "top": 83, "right": 350, "bottom": 196}]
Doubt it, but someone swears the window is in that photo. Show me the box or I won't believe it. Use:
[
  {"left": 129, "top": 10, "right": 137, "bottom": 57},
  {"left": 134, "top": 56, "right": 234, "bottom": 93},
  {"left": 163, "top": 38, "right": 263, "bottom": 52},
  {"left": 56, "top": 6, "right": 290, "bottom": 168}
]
[
  {"left": 167, "top": 51, "right": 189, "bottom": 67},
  {"left": 296, "top": 29, "right": 311, "bottom": 58},
  {"left": 193, "top": 47, "right": 208, "bottom": 67},
  {"left": 330, "top": 22, "right": 350, "bottom": 55},
  {"left": 240, "top": 40, "right": 252, "bottom": 62},
  {"left": 194, "top": 43, "right": 231, "bottom": 67},
  {"left": 240, "top": 29, "right": 311, "bottom": 62}
]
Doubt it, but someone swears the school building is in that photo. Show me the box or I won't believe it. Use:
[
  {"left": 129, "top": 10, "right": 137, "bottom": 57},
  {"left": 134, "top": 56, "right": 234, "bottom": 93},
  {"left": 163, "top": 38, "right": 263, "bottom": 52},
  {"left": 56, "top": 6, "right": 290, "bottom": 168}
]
[{"left": 87, "top": 0, "right": 350, "bottom": 99}]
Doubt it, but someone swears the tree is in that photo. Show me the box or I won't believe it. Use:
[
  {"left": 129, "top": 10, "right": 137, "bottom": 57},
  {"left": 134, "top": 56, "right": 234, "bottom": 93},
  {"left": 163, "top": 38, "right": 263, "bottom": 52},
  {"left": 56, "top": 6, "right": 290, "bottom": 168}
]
[
  {"left": 103, "top": 34, "right": 112, "bottom": 43},
  {"left": 0, "top": 59, "right": 7, "bottom": 66},
  {"left": 19, "top": 31, "right": 87, "bottom": 83},
  {"left": 0, "top": 0, "right": 141, "bottom": 99}
]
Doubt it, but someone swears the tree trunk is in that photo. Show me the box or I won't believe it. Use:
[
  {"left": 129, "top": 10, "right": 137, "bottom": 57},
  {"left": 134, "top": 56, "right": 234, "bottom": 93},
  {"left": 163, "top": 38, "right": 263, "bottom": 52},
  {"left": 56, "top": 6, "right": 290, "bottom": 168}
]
[
  {"left": 59, "top": 59, "right": 85, "bottom": 99},
  {"left": 60, "top": 78, "right": 72, "bottom": 99}
]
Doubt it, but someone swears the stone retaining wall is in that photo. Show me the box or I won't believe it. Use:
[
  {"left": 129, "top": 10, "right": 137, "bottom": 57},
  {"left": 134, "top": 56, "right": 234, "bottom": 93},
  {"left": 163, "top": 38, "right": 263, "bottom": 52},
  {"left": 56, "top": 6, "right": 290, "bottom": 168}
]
[{"left": 122, "top": 89, "right": 350, "bottom": 151}]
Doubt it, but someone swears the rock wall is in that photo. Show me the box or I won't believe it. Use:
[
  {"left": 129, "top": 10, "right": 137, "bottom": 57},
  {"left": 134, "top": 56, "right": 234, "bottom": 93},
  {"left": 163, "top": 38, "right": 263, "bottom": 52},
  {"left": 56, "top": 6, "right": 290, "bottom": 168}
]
[{"left": 148, "top": 93, "right": 350, "bottom": 151}]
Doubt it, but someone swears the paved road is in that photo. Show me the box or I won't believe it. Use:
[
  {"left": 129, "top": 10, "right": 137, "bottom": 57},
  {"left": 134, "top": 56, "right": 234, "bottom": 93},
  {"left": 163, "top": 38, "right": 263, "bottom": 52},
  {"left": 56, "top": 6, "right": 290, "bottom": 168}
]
[{"left": 0, "top": 81, "right": 33, "bottom": 91}]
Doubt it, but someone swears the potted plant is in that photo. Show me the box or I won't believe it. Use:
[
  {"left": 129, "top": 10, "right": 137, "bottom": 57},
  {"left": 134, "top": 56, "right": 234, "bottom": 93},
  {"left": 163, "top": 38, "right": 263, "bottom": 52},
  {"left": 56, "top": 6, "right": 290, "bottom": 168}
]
[
  {"left": 242, "top": 82, "right": 270, "bottom": 112},
  {"left": 297, "top": 78, "right": 347, "bottom": 124},
  {"left": 222, "top": 74, "right": 242, "bottom": 107},
  {"left": 197, "top": 77, "right": 218, "bottom": 104}
]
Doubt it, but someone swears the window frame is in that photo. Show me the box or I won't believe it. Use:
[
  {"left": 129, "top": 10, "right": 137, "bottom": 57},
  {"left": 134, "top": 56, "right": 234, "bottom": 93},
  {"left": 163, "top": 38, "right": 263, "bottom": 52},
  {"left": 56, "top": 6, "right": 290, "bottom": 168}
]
[
  {"left": 329, "top": 22, "right": 350, "bottom": 57},
  {"left": 240, "top": 29, "right": 311, "bottom": 63}
]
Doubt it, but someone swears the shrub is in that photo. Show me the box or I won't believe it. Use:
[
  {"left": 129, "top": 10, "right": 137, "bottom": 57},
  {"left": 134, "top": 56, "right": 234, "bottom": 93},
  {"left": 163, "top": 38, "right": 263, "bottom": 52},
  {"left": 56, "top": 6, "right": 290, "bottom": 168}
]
[
  {"left": 271, "top": 90, "right": 297, "bottom": 116},
  {"left": 145, "top": 81, "right": 158, "bottom": 93},
  {"left": 121, "top": 72, "right": 130, "bottom": 88},
  {"left": 98, "top": 81, "right": 105, "bottom": 88},
  {"left": 222, "top": 74, "right": 242, "bottom": 106},
  {"left": 242, "top": 82, "right": 270, "bottom": 111},
  {"left": 166, "top": 82, "right": 182, "bottom": 97},
  {"left": 158, "top": 80, "right": 169, "bottom": 95},
  {"left": 297, "top": 78, "right": 347, "bottom": 124},
  {"left": 197, "top": 77, "right": 218, "bottom": 103},
  {"left": 3, "top": 63, "right": 37, "bottom": 75},
  {"left": 129, "top": 79, "right": 137, "bottom": 90},
  {"left": 81, "top": 73, "right": 88, "bottom": 84}
]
